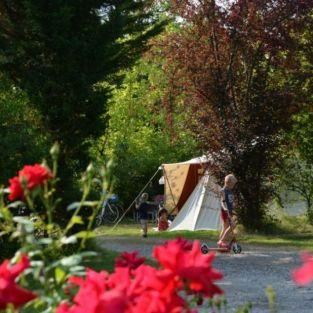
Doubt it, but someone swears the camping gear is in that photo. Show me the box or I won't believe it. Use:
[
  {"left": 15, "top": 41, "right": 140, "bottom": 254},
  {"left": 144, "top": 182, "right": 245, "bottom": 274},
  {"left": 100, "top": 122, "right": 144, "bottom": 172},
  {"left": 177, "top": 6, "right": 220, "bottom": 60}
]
[
  {"left": 105, "top": 155, "right": 222, "bottom": 233},
  {"left": 167, "top": 173, "right": 222, "bottom": 231},
  {"left": 159, "top": 155, "right": 222, "bottom": 231},
  {"left": 161, "top": 156, "right": 212, "bottom": 214},
  {"left": 200, "top": 215, "right": 242, "bottom": 254}
]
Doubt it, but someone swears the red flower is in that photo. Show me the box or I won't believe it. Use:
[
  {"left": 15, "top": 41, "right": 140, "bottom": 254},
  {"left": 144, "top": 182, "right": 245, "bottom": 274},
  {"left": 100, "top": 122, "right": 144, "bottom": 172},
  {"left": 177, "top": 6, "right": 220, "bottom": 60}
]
[
  {"left": 107, "top": 267, "right": 132, "bottom": 292},
  {"left": 132, "top": 266, "right": 186, "bottom": 313},
  {"left": 109, "top": 265, "right": 186, "bottom": 313},
  {"left": 153, "top": 239, "right": 223, "bottom": 297},
  {"left": 8, "top": 164, "right": 53, "bottom": 201},
  {"left": 58, "top": 269, "right": 127, "bottom": 313},
  {"left": 57, "top": 289, "right": 126, "bottom": 313},
  {"left": 57, "top": 239, "right": 224, "bottom": 313},
  {"left": 19, "top": 164, "right": 53, "bottom": 189},
  {"left": 60, "top": 264, "right": 187, "bottom": 313},
  {"left": 0, "top": 254, "right": 37, "bottom": 309},
  {"left": 115, "top": 252, "right": 146, "bottom": 270},
  {"left": 57, "top": 302, "right": 70, "bottom": 313},
  {"left": 171, "top": 237, "right": 193, "bottom": 251},
  {"left": 8, "top": 176, "right": 24, "bottom": 202},
  {"left": 292, "top": 252, "right": 313, "bottom": 286}
]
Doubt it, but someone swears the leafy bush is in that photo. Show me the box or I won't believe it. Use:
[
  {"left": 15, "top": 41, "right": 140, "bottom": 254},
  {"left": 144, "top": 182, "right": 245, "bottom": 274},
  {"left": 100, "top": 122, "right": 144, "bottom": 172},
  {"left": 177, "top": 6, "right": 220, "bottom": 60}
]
[{"left": 0, "top": 145, "right": 312, "bottom": 313}]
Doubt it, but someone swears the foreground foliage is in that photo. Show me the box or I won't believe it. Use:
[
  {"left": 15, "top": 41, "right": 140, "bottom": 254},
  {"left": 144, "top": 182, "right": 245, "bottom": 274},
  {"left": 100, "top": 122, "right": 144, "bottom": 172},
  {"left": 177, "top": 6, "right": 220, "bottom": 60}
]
[
  {"left": 0, "top": 147, "right": 312, "bottom": 312},
  {"left": 0, "top": 146, "right": 226, "bottom": 312}
]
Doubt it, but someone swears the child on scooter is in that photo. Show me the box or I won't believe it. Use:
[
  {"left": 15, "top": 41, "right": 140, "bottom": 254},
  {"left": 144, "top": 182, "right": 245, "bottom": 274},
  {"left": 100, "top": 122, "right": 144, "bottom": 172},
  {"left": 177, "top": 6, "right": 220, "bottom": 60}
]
[{"left": 218, "top": 174, "right": 237, "bottom": 248}]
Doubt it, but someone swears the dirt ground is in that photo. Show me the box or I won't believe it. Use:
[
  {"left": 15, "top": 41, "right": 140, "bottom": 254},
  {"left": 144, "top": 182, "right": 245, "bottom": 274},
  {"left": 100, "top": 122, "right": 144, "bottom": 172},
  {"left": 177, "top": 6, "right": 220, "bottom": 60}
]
[{"left": 97, "top": 236, "right": 313, "bottom": 313}]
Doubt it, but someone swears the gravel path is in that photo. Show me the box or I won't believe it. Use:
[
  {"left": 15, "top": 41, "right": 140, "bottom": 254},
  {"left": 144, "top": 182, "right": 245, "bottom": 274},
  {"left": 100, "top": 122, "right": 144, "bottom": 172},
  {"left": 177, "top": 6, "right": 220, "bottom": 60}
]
[{"left": 97, "top": 236, "right": 313, "bottom": 313}]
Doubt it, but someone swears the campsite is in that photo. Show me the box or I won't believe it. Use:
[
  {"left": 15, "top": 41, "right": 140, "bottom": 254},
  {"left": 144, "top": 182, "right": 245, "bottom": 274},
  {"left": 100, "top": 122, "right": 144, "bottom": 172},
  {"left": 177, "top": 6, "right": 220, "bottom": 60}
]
[{"left": 1, "top": 1, "right": 313, "bottom": 313}]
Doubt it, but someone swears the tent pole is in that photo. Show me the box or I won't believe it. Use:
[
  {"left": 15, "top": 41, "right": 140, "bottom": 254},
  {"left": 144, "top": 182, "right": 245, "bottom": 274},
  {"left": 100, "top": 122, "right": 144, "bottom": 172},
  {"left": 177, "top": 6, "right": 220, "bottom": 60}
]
[{"left": 102, "top": 168, "right": 161, "bottom": 234}]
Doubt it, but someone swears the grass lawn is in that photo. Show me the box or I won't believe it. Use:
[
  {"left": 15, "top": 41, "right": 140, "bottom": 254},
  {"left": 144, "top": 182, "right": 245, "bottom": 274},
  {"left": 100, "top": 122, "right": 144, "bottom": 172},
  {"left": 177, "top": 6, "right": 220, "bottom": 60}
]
[{"left": 95, "top": 222, "right": 313, "bottom": 251}]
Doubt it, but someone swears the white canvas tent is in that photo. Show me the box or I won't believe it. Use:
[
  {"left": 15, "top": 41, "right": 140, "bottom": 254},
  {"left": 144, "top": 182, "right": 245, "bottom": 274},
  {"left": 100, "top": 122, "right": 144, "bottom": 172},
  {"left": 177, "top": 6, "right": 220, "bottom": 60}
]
[
  {"left": 160, "top": 155, "right": 222, "bottom": 231},
  {"left": 168, "top": 173, "right": 222, "bottom": 231}
]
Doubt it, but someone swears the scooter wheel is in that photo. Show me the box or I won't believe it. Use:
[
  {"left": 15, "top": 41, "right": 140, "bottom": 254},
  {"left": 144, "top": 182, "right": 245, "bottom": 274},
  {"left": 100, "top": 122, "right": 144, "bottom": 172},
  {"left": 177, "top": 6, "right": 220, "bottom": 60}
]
[
  {"left": 233, "top": 244, "right": 242, "bottom": 254},
  {"left": 201, "top": 244, "right": 209, "bottom": 254}
]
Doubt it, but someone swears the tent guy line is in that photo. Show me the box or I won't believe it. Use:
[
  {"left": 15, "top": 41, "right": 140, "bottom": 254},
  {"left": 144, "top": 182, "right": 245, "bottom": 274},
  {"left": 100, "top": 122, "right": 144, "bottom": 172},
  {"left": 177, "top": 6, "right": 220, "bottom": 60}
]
[
  {"left": 102, "top": 155, "right": 222, "bottom": 234},
  {"left": 103, "top": 168, "right": 161, "bottom": 234}
]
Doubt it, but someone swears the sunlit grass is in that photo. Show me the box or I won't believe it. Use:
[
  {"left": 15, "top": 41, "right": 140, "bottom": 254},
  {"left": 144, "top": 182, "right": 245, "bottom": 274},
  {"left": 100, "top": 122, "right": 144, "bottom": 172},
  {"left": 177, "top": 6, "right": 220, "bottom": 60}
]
[
  {"left": 96, "top": 223, "right": 219, "bottom": 239},
  {"left": 96, "top": 221, "right": 313, "bottom": 251}
]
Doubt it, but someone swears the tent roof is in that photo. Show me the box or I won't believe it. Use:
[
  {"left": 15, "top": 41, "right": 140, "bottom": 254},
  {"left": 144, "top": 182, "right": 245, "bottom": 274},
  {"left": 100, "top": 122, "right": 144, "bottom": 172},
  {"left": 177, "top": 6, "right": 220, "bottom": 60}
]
[{"left": 161, "top": 155, "right": 212, "bottom": 166}]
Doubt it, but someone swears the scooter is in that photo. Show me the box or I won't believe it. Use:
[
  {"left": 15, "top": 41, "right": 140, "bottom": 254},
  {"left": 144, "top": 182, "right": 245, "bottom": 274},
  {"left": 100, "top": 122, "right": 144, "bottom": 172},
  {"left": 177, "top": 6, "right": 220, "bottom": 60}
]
[
  {"left": 201, "top": 216, "right": 242, "bottom": 254},
  {"left": 201, "top": 238, "right": 242, "bottom": 254}
]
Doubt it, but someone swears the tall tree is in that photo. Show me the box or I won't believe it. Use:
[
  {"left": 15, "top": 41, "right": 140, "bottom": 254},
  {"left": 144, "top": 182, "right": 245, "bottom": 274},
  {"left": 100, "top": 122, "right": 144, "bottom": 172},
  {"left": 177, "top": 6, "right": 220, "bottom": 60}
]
[
  {"left": 0, "top": 0, "right": 164, "bottom": 199},
  {"left": 276, "top": 152, "right": 313, "bottom": 223},
  {"left": 93, "top": 59, "right": 199, "bottom": 205},
  {"left": 290, "top": 112, "right": 313, "bottom": 163},
  {"left": 0, "top": 74, "right": 48, "bottom": 184},
  {"left": 156, "top": 0, "right": 313, "bottom": 228}
]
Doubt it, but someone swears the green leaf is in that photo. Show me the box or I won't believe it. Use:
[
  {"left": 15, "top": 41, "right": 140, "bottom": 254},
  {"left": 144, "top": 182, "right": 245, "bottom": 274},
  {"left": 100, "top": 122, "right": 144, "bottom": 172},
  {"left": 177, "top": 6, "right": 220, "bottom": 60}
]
[
  {"left": 67, "top": 201, "right": 99, "bottom": 211},
  {"left": 28, "top": 250, "right": 43, "bottom": 257},
  {"left": 55, "top": 267, "right": 66, "bottom": 284},
  {"left": 13, "top": 216, "right": 32, "bottom": 225},
  {"left": 37, "top": 238, "right": 53, "bottom": 245},
  {"left": 60, "top": 235, "right": 78, "bottom": 244},
  {"left": 8, "top": 201, "right": 26, "bottom": 209},
  {"left": 0, "top": 206, "right": 13, "bottom": 220},
  {"left": 69, "top": 265, "right": 86, "bottom": 276},
  {"left": 67, "top": 202, "right": 81, "bottom": 211},
  {"left": 29, "top": 260, "right": 44, "bottom": 268},
  {"left": 72, "top": 216, "right": 84, "bottom": 225},
  {"left": 60, "top": 255, "right": 82, "bottom": 267}
]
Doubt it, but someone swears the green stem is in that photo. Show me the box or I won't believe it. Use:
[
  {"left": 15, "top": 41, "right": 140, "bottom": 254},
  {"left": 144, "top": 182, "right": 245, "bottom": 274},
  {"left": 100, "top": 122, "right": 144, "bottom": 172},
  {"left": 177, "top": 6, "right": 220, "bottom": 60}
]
[
  {"left": 25, "top": 194, "right": 35, "bottom": 212},
  {"left": 0, "top": 186, "right": 4, "bottom": 207},
  {"left": 43, "top": 182, "right": 53, "bottom": 227},
  {"left": 52, "top": 158, "right": 58, "bottom": 177},
  {"left": 80, "top": 191, "right": 107, "bottom": 249},
  {"left": 63, "top": 191, "right": 88, "bottom": 237}
]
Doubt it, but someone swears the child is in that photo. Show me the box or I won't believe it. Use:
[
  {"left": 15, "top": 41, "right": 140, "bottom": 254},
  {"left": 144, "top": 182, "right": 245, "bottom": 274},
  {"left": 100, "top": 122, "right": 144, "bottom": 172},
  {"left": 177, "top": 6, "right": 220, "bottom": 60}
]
[
  {"left": 157, "top": 208, "right": 169, "bottom": 231},
  {"left": 218, "top": 174, "right": 237, "bottom": 248},
  {"left": 136, "top": 193, "right": 149, "bottom": 238}
]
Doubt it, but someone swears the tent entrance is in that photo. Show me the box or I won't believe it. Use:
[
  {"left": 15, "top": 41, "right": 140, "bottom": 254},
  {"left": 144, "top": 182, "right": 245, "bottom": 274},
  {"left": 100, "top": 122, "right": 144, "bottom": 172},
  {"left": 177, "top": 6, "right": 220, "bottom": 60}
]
[{"left": 168, "top": 174, "right": 221, "bottom": 231}]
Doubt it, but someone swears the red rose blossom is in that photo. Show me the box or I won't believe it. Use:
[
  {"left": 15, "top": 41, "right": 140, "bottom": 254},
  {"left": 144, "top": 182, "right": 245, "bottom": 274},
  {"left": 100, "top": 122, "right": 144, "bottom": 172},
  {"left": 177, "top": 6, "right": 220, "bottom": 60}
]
[
  {"left": 115, "top": 251, "right": 146, "bottom": 270},
  {"left": 57, "top": 269, "right": 127, "bottom": 313},
  {"left": 56, "top": 240, "right": 224, "bottom": 313},
  {"left": 292, "top": 252, "right": 313, "bottom": 286},
  {"left": 8, "top": 164, "right": 53, "bottom": 201},
  {"left": 0, "top": 254, "right": 37, "bottom": 309},
  {"left": 153, "top": 239, "right": 223, "bottom": 297},
  {"left": 8, "top": 176, "right": 24, "bottom": 201}
]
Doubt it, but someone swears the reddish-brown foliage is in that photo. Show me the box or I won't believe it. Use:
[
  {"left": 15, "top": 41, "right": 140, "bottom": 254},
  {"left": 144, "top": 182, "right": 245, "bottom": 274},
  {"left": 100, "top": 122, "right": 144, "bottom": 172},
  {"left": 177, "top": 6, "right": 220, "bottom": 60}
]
[{"left": 155, "top": 0, "right": 313, "bottom": 228}]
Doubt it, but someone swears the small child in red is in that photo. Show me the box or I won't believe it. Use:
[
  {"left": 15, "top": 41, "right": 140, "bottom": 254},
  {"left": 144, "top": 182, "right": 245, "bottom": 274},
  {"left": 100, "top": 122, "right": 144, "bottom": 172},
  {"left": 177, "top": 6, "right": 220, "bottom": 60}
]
[{"left": 158, "top": 208, "right": 169, "bottom": 231}]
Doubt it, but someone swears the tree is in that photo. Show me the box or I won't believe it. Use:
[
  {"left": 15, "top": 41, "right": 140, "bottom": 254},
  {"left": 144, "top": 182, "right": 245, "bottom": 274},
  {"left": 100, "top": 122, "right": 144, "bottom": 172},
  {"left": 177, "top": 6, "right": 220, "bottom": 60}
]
[
  {"left": 276, "top": 110, "right": 313, "bottom": 223},
  {"left": 290, "top": 110, "right": 313, "bottom": 163},
  {"left": 0, "top": 0, "right": 164, "bottom": 200},
  {"left": 273, "top": 14, "right": 313, "bottom": 224},
  {"left": 155, "top": 0, "right": 313, "bottom": 228},
  {"left": 288, "top": 12, "right": 313, "bottom": 164},
  {"left": 0, "top": 74, "right": 48, "bottom": 185},
  {"left": 276, "top": 153, "right": 313, "bottom": 223},
  {"left": 93, "top": 59, "right": 199, "bottom": 205}
]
